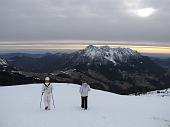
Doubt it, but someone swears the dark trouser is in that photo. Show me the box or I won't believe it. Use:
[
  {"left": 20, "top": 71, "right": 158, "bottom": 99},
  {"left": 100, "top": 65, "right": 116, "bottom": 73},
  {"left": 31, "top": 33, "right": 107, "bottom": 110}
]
[{"left": 81, "top": 96, "right": 88, "bottom": 109}]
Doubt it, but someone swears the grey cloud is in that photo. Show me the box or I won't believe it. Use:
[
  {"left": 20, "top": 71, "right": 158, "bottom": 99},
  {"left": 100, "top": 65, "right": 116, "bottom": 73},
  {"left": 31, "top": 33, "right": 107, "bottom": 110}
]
[{"left": 0, "top": 0, "right": 169, "bottom": 43}]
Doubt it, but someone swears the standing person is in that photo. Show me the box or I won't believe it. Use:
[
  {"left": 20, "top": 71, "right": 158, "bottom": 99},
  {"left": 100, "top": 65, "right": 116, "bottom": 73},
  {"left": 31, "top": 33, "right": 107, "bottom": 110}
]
[
  {"left": 79, "top": 81, "right": 91, "bottom": 110},
  {"left": 41, "top": 77, "right": 53, "bottom": 110}
]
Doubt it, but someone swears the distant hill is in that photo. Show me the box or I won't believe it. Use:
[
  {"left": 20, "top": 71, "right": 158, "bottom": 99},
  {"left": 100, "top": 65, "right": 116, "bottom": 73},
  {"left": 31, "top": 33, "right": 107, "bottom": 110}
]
[
  {"left": 0, "top": 58, "right": 41, "bottom": 86},
  {"left": 152, "top": 58, "right": 170, "bottom": 69}
]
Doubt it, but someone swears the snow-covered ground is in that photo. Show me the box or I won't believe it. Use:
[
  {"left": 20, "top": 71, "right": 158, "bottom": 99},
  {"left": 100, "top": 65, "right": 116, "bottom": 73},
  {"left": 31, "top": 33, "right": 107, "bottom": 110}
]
[{"left": 0, "top": 83, "right": 170, "bottom": 127}]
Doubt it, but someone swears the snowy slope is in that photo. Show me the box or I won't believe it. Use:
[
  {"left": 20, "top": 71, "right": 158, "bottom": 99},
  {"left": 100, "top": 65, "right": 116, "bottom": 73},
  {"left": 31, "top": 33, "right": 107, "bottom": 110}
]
[
  {"left": 0, "top": 58, "right": 8, "bottom": 66},
  {"left": 0, "top": 83, "right": 170, "bottom": 127},
  {"left": 83, "top": 45, "right": 141, "bottom": 63}
]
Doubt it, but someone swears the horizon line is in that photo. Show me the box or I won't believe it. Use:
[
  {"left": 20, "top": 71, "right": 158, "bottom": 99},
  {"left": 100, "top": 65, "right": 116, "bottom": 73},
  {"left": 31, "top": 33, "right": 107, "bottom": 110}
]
[{"left": 0, "top": 41, "right": 170, "bottom": 54}]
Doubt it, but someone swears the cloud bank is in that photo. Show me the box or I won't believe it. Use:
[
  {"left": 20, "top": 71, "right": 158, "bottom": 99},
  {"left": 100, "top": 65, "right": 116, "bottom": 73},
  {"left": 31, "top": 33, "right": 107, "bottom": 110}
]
[{"left": 0, "top": 0, "right": 170, "bottom": 43}]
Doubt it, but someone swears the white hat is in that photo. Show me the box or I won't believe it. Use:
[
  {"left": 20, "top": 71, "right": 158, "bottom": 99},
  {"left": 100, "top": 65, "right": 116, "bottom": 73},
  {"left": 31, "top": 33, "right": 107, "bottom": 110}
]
[{"left": 45, "top": 77, "right": 50, "bottom": 81}]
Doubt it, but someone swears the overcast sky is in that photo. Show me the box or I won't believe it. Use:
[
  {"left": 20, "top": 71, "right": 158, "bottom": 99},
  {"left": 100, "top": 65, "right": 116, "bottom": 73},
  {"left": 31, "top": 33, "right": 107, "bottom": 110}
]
[{"left": 0, "top": 0, "right": 170, "bottom": 53}]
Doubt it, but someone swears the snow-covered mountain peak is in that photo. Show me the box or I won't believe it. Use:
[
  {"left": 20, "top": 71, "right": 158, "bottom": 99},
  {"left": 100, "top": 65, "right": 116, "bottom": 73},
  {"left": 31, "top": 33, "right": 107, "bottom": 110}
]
[
  {"left": 113, "top": 47, "right": 140, "bottom": 58},
  {"left": 82, "top": 45, "right": 141, "bottom": 63},
  {"left": 85, "top": 45, "right": 97, "bottom": 50},
  {"left": 100, "top": 45, "right": 110, "bottom": 50},
  {"left": 83, "top": 45, "right": 101, "bottom": 59},
  {"left": 0, "top": 58, "right": 8, "bottom": 66}
]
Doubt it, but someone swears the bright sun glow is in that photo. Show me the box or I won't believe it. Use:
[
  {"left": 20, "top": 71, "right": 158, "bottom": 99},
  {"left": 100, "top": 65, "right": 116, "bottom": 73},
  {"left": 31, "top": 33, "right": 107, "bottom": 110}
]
[{"left": 134, "top": 8, "right": 155, "bottom": 17}]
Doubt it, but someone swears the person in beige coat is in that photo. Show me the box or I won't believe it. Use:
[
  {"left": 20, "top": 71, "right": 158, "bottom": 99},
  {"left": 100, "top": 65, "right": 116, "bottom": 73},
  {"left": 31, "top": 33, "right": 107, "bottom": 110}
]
[{"left": 42, "top": 77, "right": 53, "bottom": 110}]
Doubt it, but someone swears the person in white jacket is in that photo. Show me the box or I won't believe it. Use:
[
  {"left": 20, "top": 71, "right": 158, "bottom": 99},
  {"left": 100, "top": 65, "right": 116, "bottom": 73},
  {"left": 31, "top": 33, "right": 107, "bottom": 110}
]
[
  {"left": 79, "top": 81, "right": 91, "bottom": 110},
  {"left": 42, "top": 77, "right": 53, "bottom": 110}
]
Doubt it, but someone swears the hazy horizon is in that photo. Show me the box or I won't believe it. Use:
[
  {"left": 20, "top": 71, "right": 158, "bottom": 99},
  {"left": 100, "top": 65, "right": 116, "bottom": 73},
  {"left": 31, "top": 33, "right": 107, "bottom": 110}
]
[{"left": 0, "top": 40, "right": 170, "bottom": 54}]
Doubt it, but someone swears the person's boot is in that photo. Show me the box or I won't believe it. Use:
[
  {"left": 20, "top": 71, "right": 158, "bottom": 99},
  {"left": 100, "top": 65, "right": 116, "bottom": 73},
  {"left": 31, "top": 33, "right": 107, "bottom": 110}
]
[{"left": 45, "top": 106, "right": 48, "bottom": 110}]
